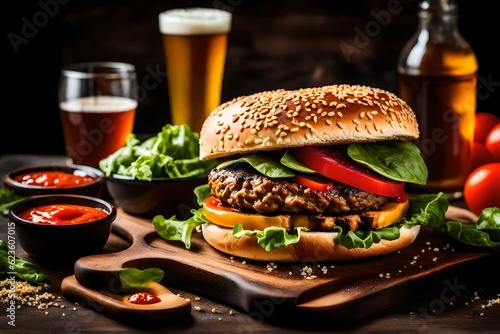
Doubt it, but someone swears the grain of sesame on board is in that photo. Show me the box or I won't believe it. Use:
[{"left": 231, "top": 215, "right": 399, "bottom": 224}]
[{"left": 0, "top": 278, "right": 66, "bottom": 311}]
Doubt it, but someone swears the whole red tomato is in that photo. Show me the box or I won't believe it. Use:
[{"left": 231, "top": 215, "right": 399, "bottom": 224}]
[
  {"left": 485, "top": 123, "right": 500, "bottom": 161},
  {"left": 470, "top": 141, "right": 495, "bottom": 172},
  {"left": 463, "top": 163, "right": 500, "bottom": 216},
  {"left": 474, "top": 112, "right": 500, "bottom": 143}
]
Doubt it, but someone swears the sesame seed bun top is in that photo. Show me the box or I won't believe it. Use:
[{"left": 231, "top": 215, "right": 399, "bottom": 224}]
[{"left": 199, "top": 84, "right": 419, "bottom": 160}]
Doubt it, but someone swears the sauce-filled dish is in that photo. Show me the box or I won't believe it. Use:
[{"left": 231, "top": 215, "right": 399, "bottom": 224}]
[
  {"left": 13, "top": 170, "right": 98, "bottom": 188},
  {"left": 20, "top": 203, "right": 108, "bottom": 225},
  {"left": 3, "top": 165, "right": 105, "bottom": 197},
  {"left": 9, "top": 194, "right": 116, "bottom": 260}
]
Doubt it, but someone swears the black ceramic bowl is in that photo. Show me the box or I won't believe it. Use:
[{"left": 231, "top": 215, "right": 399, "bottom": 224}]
[
  {"left": 9, "top": 194, "right": 116, "bottom": 260},
  {"left": 3, "top": 165, "right": 105, "bottom": 198},
  {"left": 105, "top": 174, "right": 207, "bottom": 219}
]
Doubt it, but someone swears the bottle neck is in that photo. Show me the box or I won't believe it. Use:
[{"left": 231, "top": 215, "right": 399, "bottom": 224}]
[{"left": 417, "top": 0, "right": 460, "bottom": 40}]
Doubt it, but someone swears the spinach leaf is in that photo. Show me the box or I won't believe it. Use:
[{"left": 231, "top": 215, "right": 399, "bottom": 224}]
[
  {"left": 401, "top": 192, "right": 449, "bottom": 228},
  {"left": 217, "top": 154, "right": 295, "bottom": 178},
  {"left": 347, "top": 141, "right": 428, "bottom": 184},
  {"left": 280, "top": 150, "right": 316, "bottom": 174}
]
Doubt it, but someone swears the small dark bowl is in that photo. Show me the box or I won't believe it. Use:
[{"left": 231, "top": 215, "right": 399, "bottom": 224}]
[
  {"left": 3, "top": 165, "right": 105, "bottom": 198},
  {"left": 9, "top": 194, "right": 116, "bottom": 261},
  {"left": 105, "top": 174, "right": 207, "bottom": 219}
]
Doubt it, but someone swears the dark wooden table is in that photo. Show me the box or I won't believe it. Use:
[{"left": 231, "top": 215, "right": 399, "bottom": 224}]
[{"left": 1, "top": 154, "right": 499, "bottom": 333}]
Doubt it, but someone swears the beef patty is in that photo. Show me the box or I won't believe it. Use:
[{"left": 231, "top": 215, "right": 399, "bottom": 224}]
[{"left": 208, "top": 165, "right": 387, "bottom": 216}]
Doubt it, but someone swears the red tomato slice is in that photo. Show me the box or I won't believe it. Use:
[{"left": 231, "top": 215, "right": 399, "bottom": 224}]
[
  {"left": 392, "top": 191, "right": 408, "bottom": 203},
  {"left": 291, "top": 146, "right": 405, "bottom": 197},
  {"left": 293, "top": 174, "right": 334, "bottom": 192}
]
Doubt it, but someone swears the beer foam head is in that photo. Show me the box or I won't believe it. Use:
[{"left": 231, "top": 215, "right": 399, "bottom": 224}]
[{"left": 159, "top": 7, "right": 232, "bottom": 35}]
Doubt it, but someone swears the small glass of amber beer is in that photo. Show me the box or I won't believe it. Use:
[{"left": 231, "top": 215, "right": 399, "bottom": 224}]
[
  {"left": 58, "top": 62, "right": 138, "bottom": 168},
  {"left": 159, "top": 7, "right": 232, "bottom": 132}
]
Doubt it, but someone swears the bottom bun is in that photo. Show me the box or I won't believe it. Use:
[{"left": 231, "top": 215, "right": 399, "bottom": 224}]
[{"left": 201, "top": 223, "right": 421, "bottom": 262}]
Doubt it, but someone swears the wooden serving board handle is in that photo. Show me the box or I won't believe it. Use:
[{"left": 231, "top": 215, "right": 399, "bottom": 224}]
[
  {"left": 61, "top": 213, "right": 193, "bottom": 324},
  {"left": 70, "top": 212, "right": 156, "bottom": 289},
  {"left": 61, "top": 276, "right": 191, "bottom": 324}
]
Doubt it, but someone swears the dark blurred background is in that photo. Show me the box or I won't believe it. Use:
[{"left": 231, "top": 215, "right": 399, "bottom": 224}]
[{"left": 3, "top": 0, "right": 499, "bottom": 156}]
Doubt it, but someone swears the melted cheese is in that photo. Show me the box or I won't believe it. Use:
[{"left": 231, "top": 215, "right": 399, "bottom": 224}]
[{"left": 202, "top": 197, "right": 409, "bottom": 231}]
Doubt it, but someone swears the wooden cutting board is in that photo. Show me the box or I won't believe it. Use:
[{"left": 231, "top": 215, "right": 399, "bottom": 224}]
[{"left": 61, "top": 206, "right": 495, "bottom": 323}]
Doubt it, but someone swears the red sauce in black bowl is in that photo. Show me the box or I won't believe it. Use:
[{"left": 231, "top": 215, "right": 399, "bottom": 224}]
[
  {"left": 20, "top": 203, "right": 108, "bottom": 225},
  {"left": 14, "top": 171, "right": 97, "bottom": 188}
]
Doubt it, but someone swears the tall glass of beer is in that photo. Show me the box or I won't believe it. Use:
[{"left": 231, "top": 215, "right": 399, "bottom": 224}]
[
  {"left": 58, "top": 62, "right": 138, "bottom": 168},
  {"left": 159, "top": 7, "right": 232, "bottom": 132}
]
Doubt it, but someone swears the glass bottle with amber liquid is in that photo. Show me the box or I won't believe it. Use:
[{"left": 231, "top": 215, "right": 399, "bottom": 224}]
[{"left": 397, "top": 0, "right": 478, "bottom": 199}]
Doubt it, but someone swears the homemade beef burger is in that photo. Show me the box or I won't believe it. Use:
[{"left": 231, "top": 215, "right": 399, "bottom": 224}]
[{"left": 153, "top": 84, "right": 448, "bottom": 262}]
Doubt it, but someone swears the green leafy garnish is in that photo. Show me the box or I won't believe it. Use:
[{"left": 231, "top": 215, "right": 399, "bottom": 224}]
[
  {"left": 0, "top": 240, "right": 46, "bottom": 283},
  {"left": 336, "top": 193, "right": 448, "bottom": 249},
  {"left": 152, "top": 208, "right": 208, "bottom": 249},
  {"left": 99, "top": 124, "right": 220, "bottom": 181},
  {"left": 437, "top": 207, "right": 500, "bottom": 250},
  {"left": 0, "top": 188, "right": 25, "bottom": 216},
  {"left": 193, "top": 184, "right": 212, "bottom": 206},
  {"left": 400, "top": 192, "right": 449, "bottom": 228},
  {"left": 335, "top": 225, "right": 401, "bottom": 249},
  {"left": 119, "top": 267, "right": 164, "bottom": 289},
  {"left": 280, "top": 150, "right": 316, "bottom": 174},
  {"left": 214, "top": 141, "right": 428, "bottom": 185},
  {"left": 217, "top": 154, "right": 295, "bottom": 178},
  {"left": 347, "top": 141, "right": 428, "bottom": 185},
  {"left": 233, "top": 224, "right": 307, "bottom": 251}
]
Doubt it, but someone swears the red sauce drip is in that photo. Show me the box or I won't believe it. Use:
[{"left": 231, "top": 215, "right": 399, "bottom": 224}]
[
  {"left": 127, "top": 292, "right": 161, "bottom": 305},
  {"left": 14, "top": 171, "right": 96, "bottom": 188},
  {"left": 20, "top": 204, "right": 108, "bottom": 225}
]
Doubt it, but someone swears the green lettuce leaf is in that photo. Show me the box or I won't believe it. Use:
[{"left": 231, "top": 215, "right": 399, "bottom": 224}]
[
  {"left": 119, "top": 267, "right": 164, "bottom": 289},
  {"left": 99, "top": 124, "right": 220, "bottom": 181},
  {"left": 152, "top": 208, "right": 208, "bottom": 249},
  {"left": 347, "top": 141, "right": 428, "bottom": 184},
  {"left": 193, "top": 184, "right": 211, "bottom": 206},
  {"left": 401, "top": 192, "right": 449, "bottom": 228},
  {"left": 0, "top": 240, "right": 45, "bottom": 283},
  {"left": 233, "top": 224, "right": 307, "bottom": 251},
  {"left": 437, "top": 207, "right": 500, "bottom": 250},
  {"left": 335, "top": 225, "right": 401, "bottom": 249},
  {"left": 0, "top": 188, "right": 25, "bottom": 216}
]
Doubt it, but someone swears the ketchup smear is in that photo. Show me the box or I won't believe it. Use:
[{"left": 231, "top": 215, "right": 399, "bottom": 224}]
[
  {"left": 20, "top": 204, "right": 108, "bottom": 225},
  {"left": 127, "top": 292, "right": 161, "bottom": 305},
  {"left": 14, "top": 171, "right": 96, "bottom": 188}
]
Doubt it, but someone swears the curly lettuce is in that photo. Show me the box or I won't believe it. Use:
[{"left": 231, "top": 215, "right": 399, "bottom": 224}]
[{"left": 99, "top": 124, "right": 220, "bottom": 181}]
